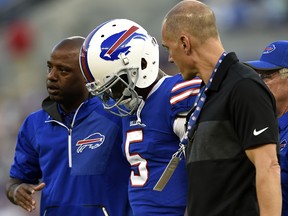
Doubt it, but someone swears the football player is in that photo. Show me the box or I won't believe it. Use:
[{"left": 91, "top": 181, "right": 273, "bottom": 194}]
[{"left": 80, "top": 19, "right": 201, "bottom": 215}]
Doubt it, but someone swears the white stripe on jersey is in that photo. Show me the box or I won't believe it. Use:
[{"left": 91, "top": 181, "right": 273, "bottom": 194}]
[
  {"left": 171, "top": 78, "right": 202, "bottom": 92},
  {"left": 170, "top": 88, "right": 200, "bottom": 105}
]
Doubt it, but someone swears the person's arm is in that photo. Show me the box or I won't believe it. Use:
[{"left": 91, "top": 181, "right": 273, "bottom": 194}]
[
  {"left": 6, "top": 177, "right": 45, "bottom": 212},
  {"left": 245, "top": 144, "right": 282, "bottom": 216}
]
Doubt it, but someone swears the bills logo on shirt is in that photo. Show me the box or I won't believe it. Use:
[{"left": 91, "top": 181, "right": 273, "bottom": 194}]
[
  {"left": 76, "top": 132, "right": 105, "bottom": 153},
  {"left": 100, "top": 26, "right": 147, "bottom": 61}
]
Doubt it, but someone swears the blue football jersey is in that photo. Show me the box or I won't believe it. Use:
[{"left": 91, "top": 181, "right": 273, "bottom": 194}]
[{"left": 122, "top": 74, "right": 201, "bottom": 215}]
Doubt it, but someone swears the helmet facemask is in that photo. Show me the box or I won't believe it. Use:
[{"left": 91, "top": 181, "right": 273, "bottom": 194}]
[{"left": 88, "top": 67, "right": 143, "bottom": 117}]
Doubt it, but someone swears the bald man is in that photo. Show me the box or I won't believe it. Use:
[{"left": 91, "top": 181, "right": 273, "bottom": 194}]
[{"left": 162, "top": 1, "right": 281, "bottom": 215}]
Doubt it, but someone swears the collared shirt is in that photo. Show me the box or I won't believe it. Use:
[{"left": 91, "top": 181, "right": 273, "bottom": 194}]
[{"left": 186, "top": 52, "right": 279, "bottom": 216}]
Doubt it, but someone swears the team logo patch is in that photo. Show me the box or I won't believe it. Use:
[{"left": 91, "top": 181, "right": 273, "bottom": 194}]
[
  {"left": 100, "top": 25, "right": 147, "bottom": 61},
  {"left": 76, "top": 132, "right": 105, "bottom": 153},
  {"left": 263, "top": 44, "right": 276, "bottom": 54},
  {"left": 280, "top": 139, "right": 287, "bottom": 151}
]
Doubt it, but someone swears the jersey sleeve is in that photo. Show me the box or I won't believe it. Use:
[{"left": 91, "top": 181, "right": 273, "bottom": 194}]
[
  {"left": 229, "top": 78, "right": 279, "bottom": 149},
  {"left": 170, "top": 76, "right": 201, "bottom": 118},
  {"left": 9, "top": 115, "right": 42, "bottom": 184}
]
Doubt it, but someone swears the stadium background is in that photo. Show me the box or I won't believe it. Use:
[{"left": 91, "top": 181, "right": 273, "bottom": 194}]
[{"left": 0, "top": 0, "right": 287, "bottom": 215}]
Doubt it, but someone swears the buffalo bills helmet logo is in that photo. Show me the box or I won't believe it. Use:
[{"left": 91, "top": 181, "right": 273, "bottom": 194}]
[
  {"left": 76, "top": 132, "right": 105, "bottom": 153},
  {"left": 100, "top": 25, "right": 147, "bottom": 61}
]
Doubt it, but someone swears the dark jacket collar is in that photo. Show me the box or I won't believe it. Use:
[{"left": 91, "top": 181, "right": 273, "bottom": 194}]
[
  {"left": 42, "top": 94, "right": 95, "bottom": 123},
  {"left": 42, "top": 97, "right": 62, "bottom": 122}
]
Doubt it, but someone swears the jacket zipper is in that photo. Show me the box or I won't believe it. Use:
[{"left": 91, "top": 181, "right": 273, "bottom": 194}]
[
  {"left": 44, "top": 102, "right": 85, "bottom": 168},
  {"left": 68, "top": 102, "right": 84, "bottom": 168},
  {"left": 68, "top": 128, "right": 72, "bottom": 167}
]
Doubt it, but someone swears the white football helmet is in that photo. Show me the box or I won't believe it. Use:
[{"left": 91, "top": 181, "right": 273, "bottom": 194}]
[{"left": 79, "top": 19, "right": 159, "bottom": 116}]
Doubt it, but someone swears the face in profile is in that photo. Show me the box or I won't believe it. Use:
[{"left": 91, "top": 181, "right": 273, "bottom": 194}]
[{"left": 46, "top": 44, "right": 87, "bottom": 105}]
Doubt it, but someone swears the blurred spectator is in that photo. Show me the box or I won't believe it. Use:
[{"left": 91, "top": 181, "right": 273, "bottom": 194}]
[{"left": 4, "top": 19, "right": 36, "bottom": 58}]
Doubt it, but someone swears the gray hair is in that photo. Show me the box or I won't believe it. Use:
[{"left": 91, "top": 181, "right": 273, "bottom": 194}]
[{"left": 279, "top": 68, "right": 288, "bottom": 79}]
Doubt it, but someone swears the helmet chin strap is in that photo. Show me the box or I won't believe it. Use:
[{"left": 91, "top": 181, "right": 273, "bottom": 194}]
[
  {"left": 121, "top": 87, "right": 145, "bottom": 126},
  {"left": 123, "top": 88, "right": 131, "bottom": 96},
  {"left": 122, "top": 88, "right": 140, "bottom": 110},
  {"left": 135, "top": 99, "right": 146, "bottom": 127}
]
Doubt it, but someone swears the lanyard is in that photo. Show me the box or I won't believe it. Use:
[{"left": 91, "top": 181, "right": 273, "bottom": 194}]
[
  {"left": 180, "top": 52, "right": 227, "bottom": 146},
  {"left": 153, "top": 52, "right": 227, "bottom": 191}
]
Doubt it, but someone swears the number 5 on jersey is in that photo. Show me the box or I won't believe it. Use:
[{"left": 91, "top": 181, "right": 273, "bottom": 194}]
[{"left": 125, "top": 130, "right": 148, "bottom": 187}]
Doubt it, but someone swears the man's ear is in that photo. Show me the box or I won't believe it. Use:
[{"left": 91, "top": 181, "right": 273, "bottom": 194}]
[{"left": 180, "top": 35, "right": 191, "bottom": 55}]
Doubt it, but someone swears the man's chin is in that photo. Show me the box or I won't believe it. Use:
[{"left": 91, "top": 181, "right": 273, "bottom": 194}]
[{"left": 49, "top": 95, "right": 63, "bottom": 103}]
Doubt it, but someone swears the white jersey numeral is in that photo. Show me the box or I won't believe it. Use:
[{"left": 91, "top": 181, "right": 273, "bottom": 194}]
[{"left": 125, "top": 130, "right": 148, "bottom": 187}]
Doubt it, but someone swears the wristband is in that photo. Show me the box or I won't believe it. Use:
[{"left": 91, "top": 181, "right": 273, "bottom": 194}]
[
  {"left": 13, "top": 184, "right": 22, "bottom": 203},
  {"left": 7, "top": 183, "right": 20, "bottom": 204}
]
